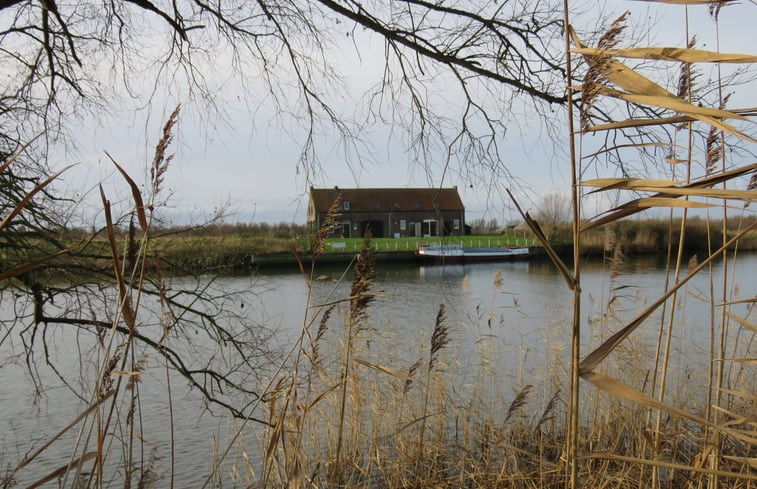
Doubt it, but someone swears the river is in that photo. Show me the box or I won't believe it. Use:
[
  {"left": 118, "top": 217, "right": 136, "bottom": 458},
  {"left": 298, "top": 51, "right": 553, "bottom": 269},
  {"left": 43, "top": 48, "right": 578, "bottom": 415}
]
[{"left": 1, "top": 252, "right": 754, "bottom": 487}]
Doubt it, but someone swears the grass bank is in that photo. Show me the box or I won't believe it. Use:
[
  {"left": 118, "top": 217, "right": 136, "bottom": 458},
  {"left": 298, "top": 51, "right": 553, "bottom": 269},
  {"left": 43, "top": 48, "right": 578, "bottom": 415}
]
[
  {"left": 578, "top": 217, "right": 757, "bottom": 256},
  {"left": 147, "top": 220, "right": 756, "bottom": 271},
  {"left": 146, "top": 234, "right": 535, "bottom": 270},
  {"left": 3, "top": 222, "right": 754, "bottom": 276}
]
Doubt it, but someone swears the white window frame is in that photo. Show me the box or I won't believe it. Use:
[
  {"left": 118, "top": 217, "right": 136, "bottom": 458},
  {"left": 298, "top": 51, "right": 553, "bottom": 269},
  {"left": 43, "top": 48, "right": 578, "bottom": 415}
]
[{"left": 399, "top": 219, "right": 406, "bottom": 231}]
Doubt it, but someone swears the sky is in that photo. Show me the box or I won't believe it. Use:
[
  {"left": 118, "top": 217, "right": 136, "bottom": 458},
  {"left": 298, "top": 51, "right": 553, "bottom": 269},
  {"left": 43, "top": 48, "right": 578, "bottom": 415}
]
[{"left": 49, "top": 1, "right": 756, "bottom": 228}]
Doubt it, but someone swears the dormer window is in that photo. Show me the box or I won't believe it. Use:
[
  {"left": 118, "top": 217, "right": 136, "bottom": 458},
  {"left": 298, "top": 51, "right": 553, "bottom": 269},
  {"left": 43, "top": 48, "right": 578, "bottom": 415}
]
[
  {"left": 343, "top": 200, "right": 350, "bottom": 211},
  {"left": 413, "top": 202, "right": 420, "bottom": 209},
  {"left": 372, "top": 202, "right": 380, "bottom": 210},
  {"left": 392, "top": 202, "right": 400, "bottom": 209}
]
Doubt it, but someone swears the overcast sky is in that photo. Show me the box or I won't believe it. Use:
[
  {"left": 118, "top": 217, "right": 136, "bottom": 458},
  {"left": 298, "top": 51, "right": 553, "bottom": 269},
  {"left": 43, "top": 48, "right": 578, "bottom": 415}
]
[{"left": 52, "top": 1, "right": 756, "bottom": 227}]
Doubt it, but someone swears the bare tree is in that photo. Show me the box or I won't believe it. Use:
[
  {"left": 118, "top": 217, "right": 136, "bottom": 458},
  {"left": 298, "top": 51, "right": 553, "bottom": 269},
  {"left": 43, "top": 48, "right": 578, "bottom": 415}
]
[
  {"left": 0, "top": 1, "right": 570, "bottom": 176},
  {"left": 535, "top": 192, "right": 571, "bottom": 240}
]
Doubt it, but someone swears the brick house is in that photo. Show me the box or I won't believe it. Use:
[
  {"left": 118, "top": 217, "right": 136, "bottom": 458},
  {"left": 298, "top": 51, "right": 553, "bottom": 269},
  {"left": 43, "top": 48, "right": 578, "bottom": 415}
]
[{"left": 308, "top": 187, "right": 465, "bottom": 238}]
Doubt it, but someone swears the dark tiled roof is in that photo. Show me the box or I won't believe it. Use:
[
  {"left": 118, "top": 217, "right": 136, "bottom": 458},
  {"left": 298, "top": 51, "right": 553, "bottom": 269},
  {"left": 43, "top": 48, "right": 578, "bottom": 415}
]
[{"left": 310, "top": 187, "right": 464, "bottom": 213}]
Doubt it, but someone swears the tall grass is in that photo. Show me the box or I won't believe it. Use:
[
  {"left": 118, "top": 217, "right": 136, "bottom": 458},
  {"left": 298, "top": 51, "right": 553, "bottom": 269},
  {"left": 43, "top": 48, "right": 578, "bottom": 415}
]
[{"left": 561, "top": 3, "right": 756, "bottom": 489}]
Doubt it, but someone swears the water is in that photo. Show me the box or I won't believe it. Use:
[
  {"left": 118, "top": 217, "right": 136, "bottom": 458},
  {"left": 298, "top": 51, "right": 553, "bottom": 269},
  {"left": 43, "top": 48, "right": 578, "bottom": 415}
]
[{"left": 1, "top": 253, "right": 754, "bottom": 486}]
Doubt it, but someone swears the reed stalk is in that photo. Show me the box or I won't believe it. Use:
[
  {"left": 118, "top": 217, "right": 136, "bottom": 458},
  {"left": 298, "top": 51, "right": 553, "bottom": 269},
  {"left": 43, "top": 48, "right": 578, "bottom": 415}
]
[{"left": 562, "top": 2, "right": 581, "bottom": 487}]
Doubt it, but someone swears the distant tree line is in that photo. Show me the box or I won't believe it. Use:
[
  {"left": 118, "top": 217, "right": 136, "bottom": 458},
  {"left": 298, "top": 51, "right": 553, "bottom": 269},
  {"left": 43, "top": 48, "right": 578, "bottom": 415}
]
[
  {"left": 178, "top": 222, "right": 309, "bottom": 239},
  {"left": 57, "top": 221, "right": 311, "bottom": 240},
  {"left": 468, "top": 218, "right": 503, "bottom": 235}
]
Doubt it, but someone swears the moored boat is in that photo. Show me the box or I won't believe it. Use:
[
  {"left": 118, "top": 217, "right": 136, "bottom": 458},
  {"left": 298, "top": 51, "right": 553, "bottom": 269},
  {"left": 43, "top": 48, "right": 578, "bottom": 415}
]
[{"left": 415, "top": 244, "right": 532, "bottom": 263}]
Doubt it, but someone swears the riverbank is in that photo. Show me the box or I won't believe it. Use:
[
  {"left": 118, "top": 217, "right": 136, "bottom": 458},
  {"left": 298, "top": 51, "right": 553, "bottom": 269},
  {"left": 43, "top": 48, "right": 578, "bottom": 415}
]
[
  {"left": 148, "top": 216, "right": 757, "bottom": 271},
  {"left": 151, "top": 234, "right": 536, "bottom": 271},
  {"left": 153, "top": 231, "right": 755, "bottom": 272},
  {"left": 5, "top": 220, "right": 754, "bottom": 276}
]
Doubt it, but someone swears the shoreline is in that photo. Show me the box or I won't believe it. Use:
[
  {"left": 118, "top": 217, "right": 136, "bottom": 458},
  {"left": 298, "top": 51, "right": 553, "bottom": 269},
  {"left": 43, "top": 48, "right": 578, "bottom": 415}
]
[{"left": 250, "top": 250, "right": 420, "bottom": 268}]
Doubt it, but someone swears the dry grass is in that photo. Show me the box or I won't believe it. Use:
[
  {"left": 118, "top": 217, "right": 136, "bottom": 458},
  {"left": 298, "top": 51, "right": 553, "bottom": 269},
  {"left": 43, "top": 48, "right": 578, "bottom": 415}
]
[
  {"left": 563, "top": 4, "right": 756, "bottom": 489},
  {"left": 578, "top": 216, "right": 757, "bottom": 256}
]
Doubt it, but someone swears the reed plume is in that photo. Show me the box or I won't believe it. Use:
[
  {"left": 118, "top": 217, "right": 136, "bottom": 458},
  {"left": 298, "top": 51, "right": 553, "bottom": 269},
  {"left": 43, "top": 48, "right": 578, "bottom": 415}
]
[
  {"left": 349, "top": 228, "right": 376, "bottom": 323},
  {"left": 709, "top": 0, "right": 727, "bottom": 20},
  {"left": 311, "top": 304, "right": 334, "bottom": 367},
  {"left": 609, "top": 239, "right": 625, "bottom": 279},
  {"left": 399, "top": 358, "right": 421, "bottom": 425},
  {"left": 503, "top": 384, "right": 532, "bottom": 426},
  {"left": 100, "top": 352, "right": 121, "bottom": 396},
  {"left": 312, "top": 195, "right": 342, "bottom": 257},
  {"left": 580, "top": 11, "right": 628, "bottom": 130},
  {"left": 676, "top": 37, "right": 698, "bottom": 100},
  {"left": 537, "top": 389, "right": 561, "bottom": 431},
  {"left": 403, "top": 359, "right": 421, "bottom": 395},
  {"left": 746, "top": 172, "right": 756, "bottom": 207},
  {"left": 705, "top": 94, "right": 731, "bottom": 176},
  {"left": 428, "top": 303, "right": 449, "bottom": 373},
  {"left": 125, "top": 353, "right": 148, "bottom": 392},
  {"left": 150, "top": 105, "right": 180, "bottom": 198}
]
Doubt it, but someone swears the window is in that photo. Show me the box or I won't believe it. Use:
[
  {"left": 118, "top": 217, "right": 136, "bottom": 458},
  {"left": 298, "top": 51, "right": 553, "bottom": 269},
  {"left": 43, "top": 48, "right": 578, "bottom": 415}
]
[
  {"left": 454, "top": 219, "right": 460, "bottom": 230},
  {"left": 392, "top": 202, "right": 400, "bottom": 209},
  {"left": 342, "top": 200, "right": 350, "bottom": 211},
  {"left": 413, "top": 202, "right": 420, "bottom": 209},
  {"left": 400, "top": 219, "right": 406, "bottom": 231}
]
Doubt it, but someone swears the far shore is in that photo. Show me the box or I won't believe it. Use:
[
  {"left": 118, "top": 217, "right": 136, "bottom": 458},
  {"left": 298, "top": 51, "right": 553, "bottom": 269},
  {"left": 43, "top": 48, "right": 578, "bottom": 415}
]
[{"left": 5, "top": 219, "right": 754, "bottom": 275}]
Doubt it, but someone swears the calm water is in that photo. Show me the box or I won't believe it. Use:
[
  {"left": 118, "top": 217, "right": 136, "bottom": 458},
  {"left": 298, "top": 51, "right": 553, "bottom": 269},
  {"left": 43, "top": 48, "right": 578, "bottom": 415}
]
[{"left": 1, "top": 253, "right": 754, "bottom": 486}]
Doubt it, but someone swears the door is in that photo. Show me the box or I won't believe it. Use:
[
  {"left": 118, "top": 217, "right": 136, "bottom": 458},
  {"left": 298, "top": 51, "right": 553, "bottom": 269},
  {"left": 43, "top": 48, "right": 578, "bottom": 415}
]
[
  {"left": 360, "top": 220, "right": 384, "bottom": 238},
  {"left": 423, "top": 219, "right": 437, "bottom": 237}
]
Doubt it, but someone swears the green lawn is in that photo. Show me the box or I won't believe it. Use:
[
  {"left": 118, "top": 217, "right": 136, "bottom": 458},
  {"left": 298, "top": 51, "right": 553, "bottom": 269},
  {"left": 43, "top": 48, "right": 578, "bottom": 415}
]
[{"left": 323, "top": 234, "right": 535, "bottom": 253}]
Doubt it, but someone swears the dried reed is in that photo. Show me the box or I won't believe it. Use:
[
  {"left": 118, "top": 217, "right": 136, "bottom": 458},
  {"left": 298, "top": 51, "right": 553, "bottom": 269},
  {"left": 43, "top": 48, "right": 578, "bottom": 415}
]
[{"left": 565, "top": 2, "right": 757, "bottom": 487}]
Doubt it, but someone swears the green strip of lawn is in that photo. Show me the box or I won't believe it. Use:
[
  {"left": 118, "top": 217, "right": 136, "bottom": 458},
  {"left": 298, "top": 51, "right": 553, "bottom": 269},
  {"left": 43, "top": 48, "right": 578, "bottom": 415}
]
[{"left": 322, "top": 235, "right": 535, "bottom": 253}]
